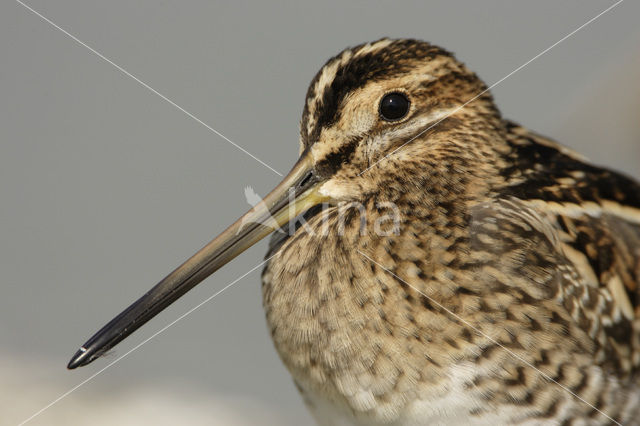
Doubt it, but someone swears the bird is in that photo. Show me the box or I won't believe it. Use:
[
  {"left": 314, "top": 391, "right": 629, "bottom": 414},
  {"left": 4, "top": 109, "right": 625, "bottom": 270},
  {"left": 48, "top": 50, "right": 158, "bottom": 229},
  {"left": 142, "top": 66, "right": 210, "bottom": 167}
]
[{"left": 67, "top": 38, "right": 640, "bottom": 425}]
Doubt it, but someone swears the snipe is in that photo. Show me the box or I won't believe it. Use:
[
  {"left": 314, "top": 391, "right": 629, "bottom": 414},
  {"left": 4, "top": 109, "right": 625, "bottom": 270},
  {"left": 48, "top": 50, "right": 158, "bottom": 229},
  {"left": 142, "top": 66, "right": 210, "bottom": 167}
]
[{"left": 68, "top": 39, "right": 640, "bottom": 425}]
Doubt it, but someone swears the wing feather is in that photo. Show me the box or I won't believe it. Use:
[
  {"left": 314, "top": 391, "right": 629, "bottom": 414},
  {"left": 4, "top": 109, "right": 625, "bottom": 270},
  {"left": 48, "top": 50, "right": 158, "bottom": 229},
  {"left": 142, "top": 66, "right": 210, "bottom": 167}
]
[{"left": 493, "top": 121, "right": 640, "bottom": 375}]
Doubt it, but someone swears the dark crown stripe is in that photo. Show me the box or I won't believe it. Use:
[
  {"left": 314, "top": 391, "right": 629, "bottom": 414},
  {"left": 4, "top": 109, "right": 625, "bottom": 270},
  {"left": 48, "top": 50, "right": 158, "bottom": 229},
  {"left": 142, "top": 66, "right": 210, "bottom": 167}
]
[{"left": 302, "top": 39, "right": 452, "bottom": 146}]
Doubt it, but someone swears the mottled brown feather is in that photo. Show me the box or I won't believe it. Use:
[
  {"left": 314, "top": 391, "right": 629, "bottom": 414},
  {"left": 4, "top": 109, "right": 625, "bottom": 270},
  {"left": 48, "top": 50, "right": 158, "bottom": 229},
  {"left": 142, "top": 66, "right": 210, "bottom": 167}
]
[{"left": 261, "top": 39, "right": 640, "bottom": 425}]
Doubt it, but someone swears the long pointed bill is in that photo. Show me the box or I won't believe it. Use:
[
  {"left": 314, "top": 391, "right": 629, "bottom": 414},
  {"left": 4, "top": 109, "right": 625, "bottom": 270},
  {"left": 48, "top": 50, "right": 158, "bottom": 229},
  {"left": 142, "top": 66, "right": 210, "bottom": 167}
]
[{"left": 67, "top": 153, "right": 327, "bottom": 369}]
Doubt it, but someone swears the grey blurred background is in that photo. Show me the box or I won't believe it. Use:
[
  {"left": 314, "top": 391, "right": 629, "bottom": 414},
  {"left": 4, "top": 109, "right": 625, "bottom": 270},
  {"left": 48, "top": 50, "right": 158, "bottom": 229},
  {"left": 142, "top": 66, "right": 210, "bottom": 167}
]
[{"left": 1, "top": 1, "right": 639, "bottom": 425}]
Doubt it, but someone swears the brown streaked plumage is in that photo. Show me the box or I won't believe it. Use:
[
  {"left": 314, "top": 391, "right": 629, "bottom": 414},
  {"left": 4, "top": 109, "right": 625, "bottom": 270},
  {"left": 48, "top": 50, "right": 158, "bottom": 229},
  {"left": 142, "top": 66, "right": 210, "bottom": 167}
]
[
  {"left": 68, "top": 39, "right": 640, "bottom": 425},
  {"left": 262, "top": 39, "right": 640, "bottom": 425}
]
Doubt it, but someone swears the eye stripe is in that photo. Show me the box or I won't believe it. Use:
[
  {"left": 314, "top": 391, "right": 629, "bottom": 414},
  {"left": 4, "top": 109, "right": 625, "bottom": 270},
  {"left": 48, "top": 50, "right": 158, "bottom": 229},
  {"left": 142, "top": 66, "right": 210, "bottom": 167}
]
[
  {"left": 301, "top": 39, "right": 452, "bottom": 148},
  {"left": 315, "top": 137, "right": 360, "bottom": 176}
]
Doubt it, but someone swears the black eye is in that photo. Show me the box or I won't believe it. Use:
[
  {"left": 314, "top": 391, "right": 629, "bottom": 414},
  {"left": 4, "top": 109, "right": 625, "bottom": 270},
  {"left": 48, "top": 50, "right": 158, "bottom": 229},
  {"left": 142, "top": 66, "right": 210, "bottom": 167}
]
[{"left": 379, "top": 92, "right": 410, "bottom": 121}]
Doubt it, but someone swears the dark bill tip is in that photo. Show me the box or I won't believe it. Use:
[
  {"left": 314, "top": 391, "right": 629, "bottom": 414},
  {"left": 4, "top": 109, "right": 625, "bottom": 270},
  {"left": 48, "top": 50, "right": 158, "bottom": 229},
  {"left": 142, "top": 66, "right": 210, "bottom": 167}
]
[{"left": 67, "top": 347, "right": 91, "bottom": 370}]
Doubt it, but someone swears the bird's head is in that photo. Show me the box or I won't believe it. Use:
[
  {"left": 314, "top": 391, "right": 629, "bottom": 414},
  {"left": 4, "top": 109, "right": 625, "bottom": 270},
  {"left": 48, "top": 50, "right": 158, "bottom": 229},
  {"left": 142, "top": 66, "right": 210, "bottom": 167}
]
[
  {"left": 68, "top": 38, "right": 508, "bottom": 369},
  {"left": 299, "top": 38, "right": 508, "bottom": 205}
]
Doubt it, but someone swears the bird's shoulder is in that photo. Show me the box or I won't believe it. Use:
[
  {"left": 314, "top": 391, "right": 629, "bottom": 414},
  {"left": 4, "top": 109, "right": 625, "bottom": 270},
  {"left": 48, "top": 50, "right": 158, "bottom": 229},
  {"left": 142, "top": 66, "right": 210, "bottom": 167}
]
[{"left": 479, "top": 120, "right": 640, "bottom": 375}]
